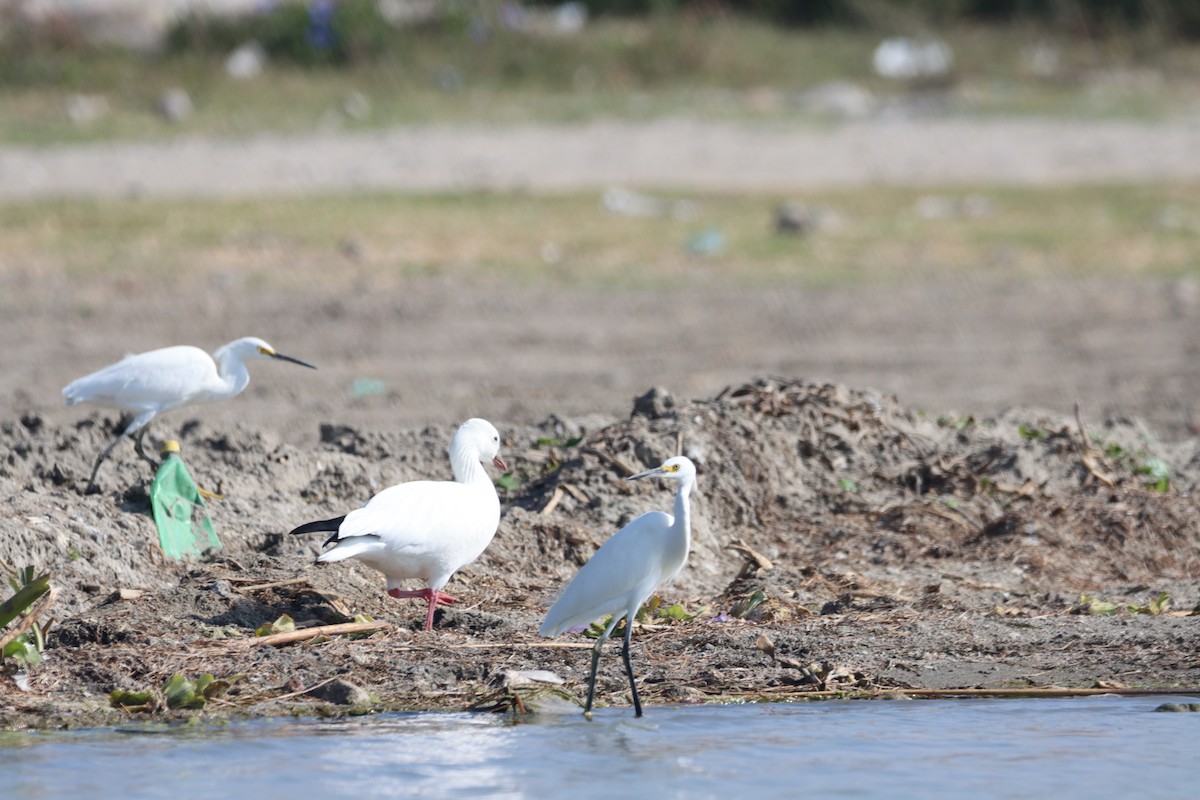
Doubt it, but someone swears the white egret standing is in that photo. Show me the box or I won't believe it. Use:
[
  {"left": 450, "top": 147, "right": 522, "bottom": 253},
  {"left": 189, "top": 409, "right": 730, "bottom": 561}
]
[
  {"left": 540, "top": 455, "right": 697, "bottom": 717},
  {"left": 290, "top": 419, "right": 507, "bottom": 632},
  {"left": 63, "top": 337, "right": 317, "bottom": 490}
]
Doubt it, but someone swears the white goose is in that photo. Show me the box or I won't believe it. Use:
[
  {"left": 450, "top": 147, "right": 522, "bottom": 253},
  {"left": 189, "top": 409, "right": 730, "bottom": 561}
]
[{"left": 291, "top": 418, "right": 507, "bottom": 631}]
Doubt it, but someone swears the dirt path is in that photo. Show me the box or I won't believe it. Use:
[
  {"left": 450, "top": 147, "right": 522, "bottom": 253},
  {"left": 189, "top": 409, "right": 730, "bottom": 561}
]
[{"left": 3, "top": 118, "right": 1200, "bottom": 199}]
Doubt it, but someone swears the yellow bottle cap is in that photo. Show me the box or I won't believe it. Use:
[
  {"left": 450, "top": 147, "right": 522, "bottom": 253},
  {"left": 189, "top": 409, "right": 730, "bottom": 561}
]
[{"left": 160, "top": 440, "right": 181, "bottom": 455}]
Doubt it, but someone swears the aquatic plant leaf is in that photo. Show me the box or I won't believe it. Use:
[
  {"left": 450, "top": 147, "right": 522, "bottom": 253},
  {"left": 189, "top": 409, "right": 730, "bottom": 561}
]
[
  {"left": 1129, "top": 592, "right": 1172, "bottom": 616},
  {"left": 254, "top": 614, "right": 295, "bottom": 637},
  {"left": 164, "top": 673, "right": 207, "bottom": 710},
  {"left": 0, "top": 572, "right": 51, "bottom": 629},
  {"left": 657, "top": 603, "right": 698, "bottom": 622},
  {"left": 2, "top": 636, "right": 42, "bottom": 668},
  {"left": 109, "top": 690, "right": 155, "bottom": 711},
  {"left": 193, "top": 673, "right": 215, "bottom": 695},
  {"left": 1077, "top": 594, "right": 1119, "bottom": 616}
]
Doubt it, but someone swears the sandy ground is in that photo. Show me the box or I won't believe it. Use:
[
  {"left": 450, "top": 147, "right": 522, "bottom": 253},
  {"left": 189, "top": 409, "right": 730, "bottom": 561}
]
[{"left": 2, "top": 119, "right": 1199, "bottom": 726}]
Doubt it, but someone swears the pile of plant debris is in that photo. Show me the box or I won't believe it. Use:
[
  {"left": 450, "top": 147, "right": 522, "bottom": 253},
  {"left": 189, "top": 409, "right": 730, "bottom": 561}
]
[{"left": 2, "top": 377, "right": 1198, "bottom": 729}]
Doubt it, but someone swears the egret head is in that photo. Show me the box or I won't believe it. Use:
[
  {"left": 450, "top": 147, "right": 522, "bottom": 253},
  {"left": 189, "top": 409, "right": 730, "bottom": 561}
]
[
  {"left": 628, "top": 455, "right": 696, "bottom": 483},
  {"left": 454, "top": 418, "right": 507, "bottom": 471},
  {"left": 222, "top": 337, "right": 317, "bottom": 369}
]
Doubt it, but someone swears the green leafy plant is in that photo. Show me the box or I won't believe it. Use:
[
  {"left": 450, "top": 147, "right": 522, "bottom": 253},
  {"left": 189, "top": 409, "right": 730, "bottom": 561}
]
[
  {"left": 536, "top": 435, "right": 582, "bottom": 448},
  {"left": 1076, "top": 593, "right": 1119, "bottom": 616},
  {"left": 110, "top": 672, "right": 236, "bottom": 712},
  {"left": 1128, "top": 592, "right": 1171, "bottom": 616},
  {"left": 583, "top": 595, "right": 701, "bottom": 637},
  {"left": 1, "top": 567, "right": 50, "bottom": 628},
  {"left": 108, "top": 689, "right": 156, "bottom": 712},
  {"left": 838, "top": 478, "right": 859, "bottom": 493},
  {"left": 254, "top": 614, "right": 295, "bottom": 637},
  {"left": 1018, "top": 423, "right": 1047, "bottom": 441},
  {"left": 1134, "top": 458, "right": 1171, "bottom": 492},
  {"left": 1093, "top": 439, "right": 1172, "bottom": 491},
  {"left": 731, "top": 589, "right": 768, "bottom": 619},
  {"left": 494, "top": 471, "right": 523, "bottom": 491},
  {"left": 1, "top": 567, "right": 51, "bottom": 670}
]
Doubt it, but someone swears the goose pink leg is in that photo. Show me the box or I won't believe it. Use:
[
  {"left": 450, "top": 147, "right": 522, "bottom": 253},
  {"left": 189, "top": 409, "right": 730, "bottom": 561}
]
[{"left": 388, "top": 587, "right": 460, "bottom": 631}]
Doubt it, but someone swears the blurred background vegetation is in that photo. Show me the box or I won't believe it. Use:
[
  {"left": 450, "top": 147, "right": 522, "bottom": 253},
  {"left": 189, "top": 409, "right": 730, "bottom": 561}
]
[{"left": 2, "top": 0, "right": 1200, "bottom": 143}]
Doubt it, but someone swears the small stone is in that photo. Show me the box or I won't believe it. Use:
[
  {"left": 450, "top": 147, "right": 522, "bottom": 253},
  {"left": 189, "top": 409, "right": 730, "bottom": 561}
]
[
  {"left": 226, "top": 42, "right": 266, "bottom": 80},
  {"left": 66, "top": 94, "right": 109, "bottom": 125},
  {"left": 311, "top": 678, "right": 372, "bottom": 706},
  {"left": 754, "top": 632, "right": 776, "bottom": 660},
  {"left": 775, "top": 202, "right": 815, "bottom": 235},
  {"left": 341, "top": 91, "right": 371, "bottom": 121},
  {"left": 632, "top": 387, "right": 675, "bottom": 419},
  {"left": 156, "top": 88, "right": 193, "bottom": 123},
  {"left": 1155, "top": 702, "right": 1200, "bottom": 712},
  {"left": 500, "top": 670, "right": 565, "bottom": 689}
]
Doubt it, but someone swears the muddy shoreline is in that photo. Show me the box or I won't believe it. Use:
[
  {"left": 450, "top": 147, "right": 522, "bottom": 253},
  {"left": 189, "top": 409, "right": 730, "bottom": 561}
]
[{"left": 2, "top": 378, "right": 1198, "bottom": 730}]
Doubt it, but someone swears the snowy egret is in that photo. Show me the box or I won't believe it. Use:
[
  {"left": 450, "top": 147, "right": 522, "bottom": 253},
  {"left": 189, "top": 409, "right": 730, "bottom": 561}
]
[
  {"left": 62, "top": 337, "right": 316, "bottom": 490},
  {"left": 290, "top": 418, "right": 507, "bottom": 632},
  {"left": 540, "top": 455, "right": 697, "bottom": 717}
]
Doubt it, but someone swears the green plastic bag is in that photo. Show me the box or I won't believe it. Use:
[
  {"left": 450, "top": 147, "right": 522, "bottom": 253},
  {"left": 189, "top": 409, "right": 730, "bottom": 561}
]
[{"left": 150, "top": 441, "right": 221, "bottom": 560}]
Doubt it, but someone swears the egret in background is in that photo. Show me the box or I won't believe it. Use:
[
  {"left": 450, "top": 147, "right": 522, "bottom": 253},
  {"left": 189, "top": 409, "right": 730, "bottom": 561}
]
[
  {"left": 62, "top": 337, "right": 316, "bottom": 490},
  {"left": 290, "top": 418, "right": 507, "bottom": 632},
  {"left": 540, "top": 455, "right": 697, "bottom": 717}
]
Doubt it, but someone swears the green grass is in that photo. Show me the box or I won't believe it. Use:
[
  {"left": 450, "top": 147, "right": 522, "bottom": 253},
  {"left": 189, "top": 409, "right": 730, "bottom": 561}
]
[
  {"left": 3, "top": 18, "right": 1200, "bottom": 144},
  {"left": 2, "top": 183, "right": 1198, "bottom": 297}
]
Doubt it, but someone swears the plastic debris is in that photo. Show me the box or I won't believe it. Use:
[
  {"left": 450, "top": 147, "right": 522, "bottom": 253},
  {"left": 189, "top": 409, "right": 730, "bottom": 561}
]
[
  {"left": 156, "top": 88, "right": 193, "bottom": 124},
  {"left": 685, "top": 227, "right": 726, "bottom": 257},
  {"left": 150, "top": 441, "right": 220, "bottom": 560},
  {"left": 350, "top": 378, "right": 388, "bottom": 397},
  {"left": 226, "top": 42, "right": 266, "bottom": 80},
  {"left": 603, "top": 187, "right": 697, "bottom": 220},
  {"left": 872, "top": 38, "right": 953, "bottom": 82}
]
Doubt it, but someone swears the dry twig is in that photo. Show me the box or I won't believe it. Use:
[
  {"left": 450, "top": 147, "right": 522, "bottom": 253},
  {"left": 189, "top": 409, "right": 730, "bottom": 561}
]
[
  {"left": 540, "top": 486, "right": 564, "bottom": 516},
  {"left": 250, "top": 621, "right": 392, "bottom": 648},
  {"left": 1074, "top": 403, "right": 1116, "bottom": 488},
  {"left": 236, "top": 577, "right": 310, "bottom": 593}
]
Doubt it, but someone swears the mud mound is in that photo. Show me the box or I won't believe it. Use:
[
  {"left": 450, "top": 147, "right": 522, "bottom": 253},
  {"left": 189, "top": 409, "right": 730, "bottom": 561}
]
[{"left": 2, "top": 377, "right": 1198, "bottom": 727}]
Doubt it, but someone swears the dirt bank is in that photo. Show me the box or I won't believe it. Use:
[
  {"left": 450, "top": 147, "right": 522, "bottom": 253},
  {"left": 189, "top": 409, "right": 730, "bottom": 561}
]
[{"left": 2, "top": 377, "right": 1197, "bottom": 729}]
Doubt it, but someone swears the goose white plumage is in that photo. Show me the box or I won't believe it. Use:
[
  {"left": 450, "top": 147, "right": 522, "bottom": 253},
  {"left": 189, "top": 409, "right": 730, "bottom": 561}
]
[
  {"left": 63, "top": 336, "right": 316, "bottom": 489},
  {"left": 290, "top": 418, "right": 507, "bottom": 631},
  {"left": 540, "top": 455, "right": 697, "bottom": 717}
]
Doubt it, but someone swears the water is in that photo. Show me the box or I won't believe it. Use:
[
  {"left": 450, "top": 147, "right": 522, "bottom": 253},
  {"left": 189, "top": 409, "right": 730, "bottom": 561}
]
[{"left": 4, "top": 696, "right": 1197, "bottom": 799}]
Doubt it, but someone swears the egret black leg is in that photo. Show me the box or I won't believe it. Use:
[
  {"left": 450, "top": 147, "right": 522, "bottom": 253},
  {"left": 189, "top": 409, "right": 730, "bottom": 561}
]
[
  {"left": 584, "top": 614, "right": 622, "bottom": 717},
  {"left": 621, "top": 615, "right": 643, "bottom": 717},
  {"left": 132, "top": 427, "right": 157, "bottom": 468},
  {"left": 87, "top": 432, "right": 126, "bottom": 490}
]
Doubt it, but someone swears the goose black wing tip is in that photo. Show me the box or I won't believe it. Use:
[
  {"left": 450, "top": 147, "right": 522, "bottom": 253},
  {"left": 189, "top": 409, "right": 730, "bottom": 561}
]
[{"left": 288, "top": 515, "right": 347, "bottom": 537}]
